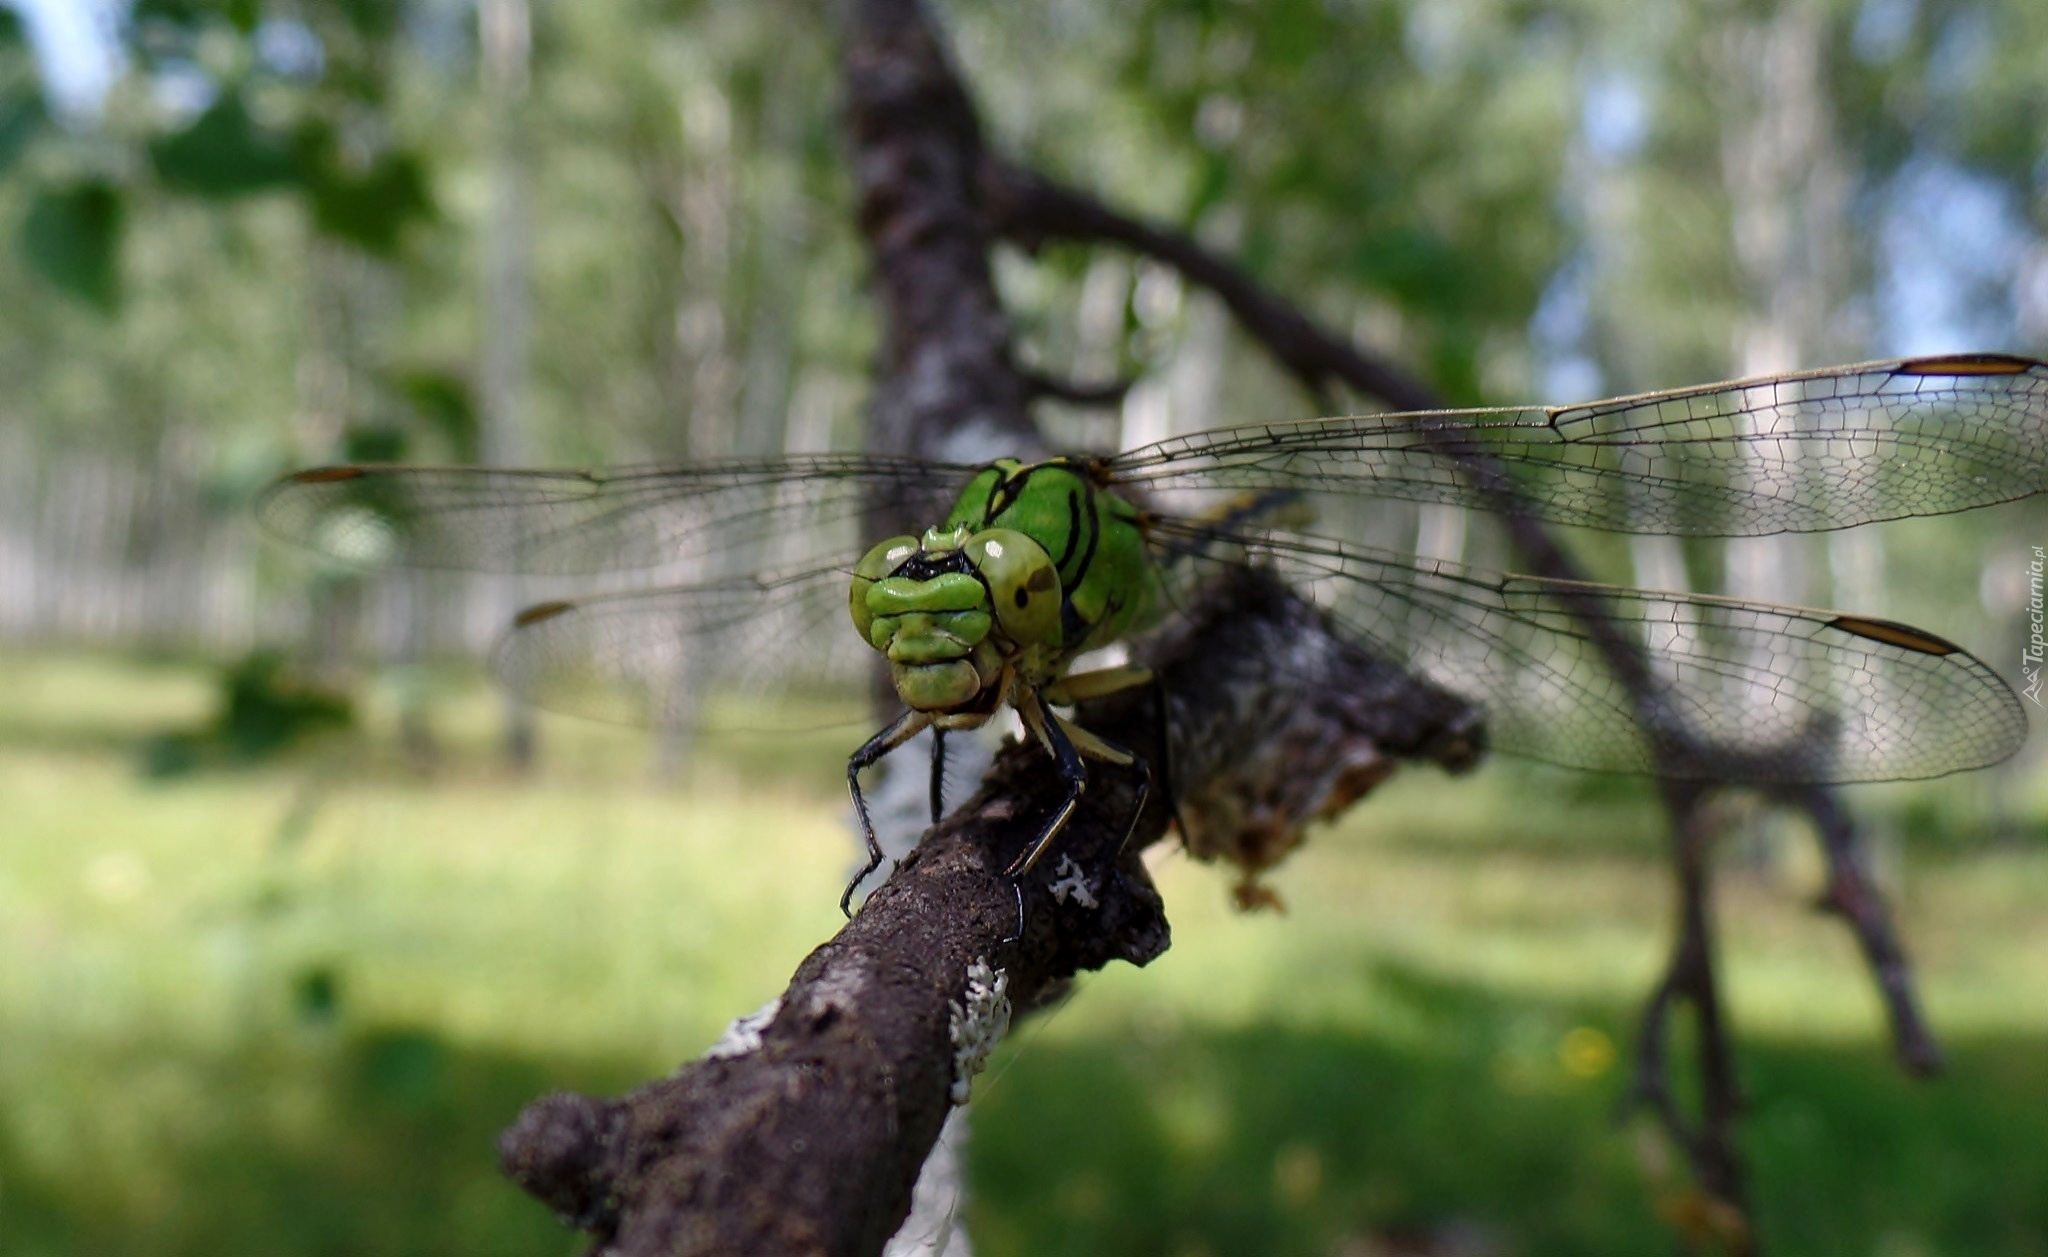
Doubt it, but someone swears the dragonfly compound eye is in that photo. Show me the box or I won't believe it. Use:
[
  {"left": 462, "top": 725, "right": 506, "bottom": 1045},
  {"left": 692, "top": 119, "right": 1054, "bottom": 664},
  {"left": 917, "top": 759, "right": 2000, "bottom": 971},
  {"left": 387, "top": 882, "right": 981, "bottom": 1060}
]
[
  {"left": 850, "top": 535, "right": 920, "bottom": 641},
  {"left": 967, "top": 528, "right": 1062, "bottom": 650}
]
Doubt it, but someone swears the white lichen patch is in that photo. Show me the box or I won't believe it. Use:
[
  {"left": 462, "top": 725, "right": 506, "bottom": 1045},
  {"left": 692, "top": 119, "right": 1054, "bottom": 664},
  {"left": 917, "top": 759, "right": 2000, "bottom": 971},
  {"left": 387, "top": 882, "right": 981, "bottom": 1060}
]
[
  {"left": 947, "top": 960, "right": 1010, "bottom": 1105},
  {"left": 704, "top": 996, "right": 782, "bottom": 1060},
  {"left": 1047, "top": 854, "right": 1099, "bottom": 909},
  {"left": 805, "top": 959, "right": 869, "bottom": 1021}
]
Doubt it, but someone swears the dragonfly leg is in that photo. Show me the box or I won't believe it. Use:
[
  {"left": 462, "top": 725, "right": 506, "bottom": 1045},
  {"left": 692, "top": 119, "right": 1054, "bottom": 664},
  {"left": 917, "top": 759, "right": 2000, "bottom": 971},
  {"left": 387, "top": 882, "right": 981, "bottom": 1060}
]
[
  {"left": 1006, "top": 695, "right": 1153, "bottom": 878},
  {"left": 1046, "top": 664, "right": 1169, "bottom": 855},
  {"left": 1041, "top": 662, "right": 1151, "bottom": 706},
  {"left": 929, "top": 729, "right": 947, "bottom": 825},
  {"left": 1007, "top": 692, "right": 1089, "bottom": 878},
  {"left": 1125, "top": 751, "right": 1153, "bottom": 858},
  {"left": 842, "top": 708, "right": 935, "bottom": 917},
  {"left": 1055, "top": 711, "right": 1152, "bottom": 860}
]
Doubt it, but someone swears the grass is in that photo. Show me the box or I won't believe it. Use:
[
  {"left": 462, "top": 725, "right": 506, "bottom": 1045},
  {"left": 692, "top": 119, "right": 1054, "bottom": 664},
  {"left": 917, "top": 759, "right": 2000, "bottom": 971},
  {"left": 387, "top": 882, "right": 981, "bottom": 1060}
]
[{"left": 1, "top": 647, "right": 2045, "bottom": 1256}]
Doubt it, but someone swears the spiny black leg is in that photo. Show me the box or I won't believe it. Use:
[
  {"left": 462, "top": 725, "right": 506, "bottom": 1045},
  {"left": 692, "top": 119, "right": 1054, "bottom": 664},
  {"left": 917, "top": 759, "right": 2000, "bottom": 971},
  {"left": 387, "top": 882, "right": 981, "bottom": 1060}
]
[
  {"left": 841, "top": 709, "right": 931, "bottom": 917},
  {"left": 929, "top": 729, "right": 948, "bottom": 825},
  {"left": 1061, "top": 725, "right": 1152, "bottom": 861},
  {"left": 1115, "top": 743, "right": 1152, "bottom": 859},
  {"left": 1005, "top": 697, "right": 1088, "bottom": 878},
  {"left": 1147, "top": 674, "right": 1188, "bottom": 842}
]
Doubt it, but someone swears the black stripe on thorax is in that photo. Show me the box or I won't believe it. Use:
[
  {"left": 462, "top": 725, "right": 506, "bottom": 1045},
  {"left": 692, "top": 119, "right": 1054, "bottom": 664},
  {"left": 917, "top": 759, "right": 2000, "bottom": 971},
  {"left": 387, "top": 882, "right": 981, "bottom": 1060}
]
[
  {"left": 981, "top": 464, "right": 1013, "bottom": 521},
  {"left": 1069, "top": 477, "right": 1102, "bottom": 585},
  {"left": 1056, "top": 478, "right": 1105, "bottom": 648},
  {"left": 1054, "top": 485, "right": 1084, "bottom": 571}
]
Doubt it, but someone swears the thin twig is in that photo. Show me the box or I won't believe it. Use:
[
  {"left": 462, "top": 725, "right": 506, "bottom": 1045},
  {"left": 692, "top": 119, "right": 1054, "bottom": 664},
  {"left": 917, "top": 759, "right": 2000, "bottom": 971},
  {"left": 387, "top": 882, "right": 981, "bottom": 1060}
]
[
  {"left": 982, "top": 158, "right": 1436, "bottom": 414},
  {"left": 1778, "top": 784, "right": 1943, "bottom": 1075},
  {"left": 1018, "top": 364, "right": 1135, "bottom": 407}
]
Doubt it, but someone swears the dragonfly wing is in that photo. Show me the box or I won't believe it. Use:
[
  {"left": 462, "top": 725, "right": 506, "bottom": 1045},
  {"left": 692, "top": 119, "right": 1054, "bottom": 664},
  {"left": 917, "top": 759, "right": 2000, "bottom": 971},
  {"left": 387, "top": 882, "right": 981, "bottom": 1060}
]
[
  {"left": 1147, "top": 518, "right": 2029, "bottom": 783},
  {"left": 493, "top": 564, "right": 876, "bottom": 732},
  {"left": 1110, "top": 355, "right": 2048, "bottom": 536},
  {"left": 256, "top": 455, "right": 975, "bottom": 577}
]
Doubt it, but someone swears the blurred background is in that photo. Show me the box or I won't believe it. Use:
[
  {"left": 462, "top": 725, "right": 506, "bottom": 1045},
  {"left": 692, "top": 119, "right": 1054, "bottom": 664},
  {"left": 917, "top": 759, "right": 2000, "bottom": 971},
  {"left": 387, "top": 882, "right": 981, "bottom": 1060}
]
[{"left": 2, "top": 0, "right": 2046, "bottom": 1254}]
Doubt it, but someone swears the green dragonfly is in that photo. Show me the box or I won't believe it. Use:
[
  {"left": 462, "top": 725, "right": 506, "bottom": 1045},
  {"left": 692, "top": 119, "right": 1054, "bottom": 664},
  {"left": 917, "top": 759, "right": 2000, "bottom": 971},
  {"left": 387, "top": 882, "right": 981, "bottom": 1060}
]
[{"left": 260, "top": 353, "right": 2046, "bottom": 906}]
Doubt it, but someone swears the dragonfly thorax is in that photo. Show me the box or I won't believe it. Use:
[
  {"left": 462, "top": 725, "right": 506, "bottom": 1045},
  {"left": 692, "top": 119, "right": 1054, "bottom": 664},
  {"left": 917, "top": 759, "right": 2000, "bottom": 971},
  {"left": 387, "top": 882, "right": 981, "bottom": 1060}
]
[{"left": 850, "top": 524, "right": 1065, "bottom": 717}]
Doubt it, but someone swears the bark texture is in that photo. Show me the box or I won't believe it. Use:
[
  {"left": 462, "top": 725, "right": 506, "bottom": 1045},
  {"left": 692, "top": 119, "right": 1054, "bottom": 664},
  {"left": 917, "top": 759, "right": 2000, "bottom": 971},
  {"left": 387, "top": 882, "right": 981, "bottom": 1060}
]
[{"left": 499, "top": 569, "right": 1481, "bottom": 1256}]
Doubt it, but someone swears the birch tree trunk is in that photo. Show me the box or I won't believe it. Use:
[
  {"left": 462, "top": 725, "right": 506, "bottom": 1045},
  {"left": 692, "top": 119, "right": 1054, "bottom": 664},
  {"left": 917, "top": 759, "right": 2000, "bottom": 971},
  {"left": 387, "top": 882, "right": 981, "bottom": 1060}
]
[{"left": 480, "top": 0, "right": 537, "bottom": 768}]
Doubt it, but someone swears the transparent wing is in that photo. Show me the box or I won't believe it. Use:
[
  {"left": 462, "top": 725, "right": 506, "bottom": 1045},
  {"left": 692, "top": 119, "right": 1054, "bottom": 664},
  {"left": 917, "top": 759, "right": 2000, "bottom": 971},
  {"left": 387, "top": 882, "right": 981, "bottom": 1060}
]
[
  {"left": 491, "top": 564, "right": 876, "bottom": 731},
  {"left": 1111, "top": 355, "right": 2048, "bottom": 536},
  {"left": 1147, "top": 517, "right": 2029, "bottom": 783},
  {"left": 255, "top": 455, "right": 977, "bottom": 577}
]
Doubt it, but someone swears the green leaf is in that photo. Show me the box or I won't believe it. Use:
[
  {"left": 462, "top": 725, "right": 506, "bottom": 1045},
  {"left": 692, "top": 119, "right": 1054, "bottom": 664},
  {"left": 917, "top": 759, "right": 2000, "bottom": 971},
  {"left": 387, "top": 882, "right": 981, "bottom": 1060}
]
[
  {"left": 335, "top": 0, "right": 402, "bottom": 42},
  {"left": 390, "top": 367, "right": 478, "bottom": 455},
  {"left": 342, "top": 425, "right": 409, "bottom": 463},
  {"left": 303, "top": 147, "right": 434, "bottom": 256},
  {"left": 21, "top": 181, "right": 124, "bottom": 313},
  {"left": 0, "top": 90, "right": 44, "bottom": 174},
  {"left": 150, "top": 93, "right": 300, "bottom": 198},
  {"left": 0, "top": 5, "right": 41, "bottom": 173},
  {"left": 1351, "top": 226, "right": 1471, "bottom": 316},
  {"left": 133, "top": 0, "right": 261, "bottom": 33}
]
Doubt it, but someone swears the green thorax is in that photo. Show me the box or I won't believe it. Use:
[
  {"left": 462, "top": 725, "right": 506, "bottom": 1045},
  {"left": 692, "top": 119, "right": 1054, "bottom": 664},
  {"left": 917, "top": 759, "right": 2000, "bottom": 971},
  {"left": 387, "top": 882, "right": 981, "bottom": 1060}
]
[{"left": 942, "top": 458, "right": 1158, "bottom": 660}]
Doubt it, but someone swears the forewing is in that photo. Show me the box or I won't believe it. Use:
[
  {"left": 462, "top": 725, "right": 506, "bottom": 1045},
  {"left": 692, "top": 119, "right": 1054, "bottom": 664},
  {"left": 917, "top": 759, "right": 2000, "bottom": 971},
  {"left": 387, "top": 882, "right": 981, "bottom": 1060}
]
[
  {"left": 1111, "top": 355, "right": 2048, "bottom": 536},
  {"left": 1147, "top": 518, "right": 2029, "bottom": 783},
  {"left": 256, "top": 455, "right": 975, "bottom": 577},
  {"left": 492, "top": 564, "right": 875, "bottom": 731}
]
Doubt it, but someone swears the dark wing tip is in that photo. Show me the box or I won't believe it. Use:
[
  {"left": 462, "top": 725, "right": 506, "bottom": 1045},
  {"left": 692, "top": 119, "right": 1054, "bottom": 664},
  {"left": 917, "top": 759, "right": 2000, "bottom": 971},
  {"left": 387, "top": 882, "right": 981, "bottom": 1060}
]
[
  {"left": 1894, "top": 353, "right": 2042, "bottom": 377},
  {"left": 1825, "top": 615, "right": 1960, "bottom": 656},
  {"left": 513, "top": 600, "right": 578, "bottom": 628},
  {"left": 287, "top": 466, "right": 371, "bottom": 484}
]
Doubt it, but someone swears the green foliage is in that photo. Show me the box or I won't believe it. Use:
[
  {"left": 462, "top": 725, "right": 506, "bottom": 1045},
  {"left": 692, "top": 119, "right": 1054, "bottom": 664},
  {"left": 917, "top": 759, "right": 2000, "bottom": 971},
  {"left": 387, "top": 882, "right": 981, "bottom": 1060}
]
[
  {"left": 387, "top": 366, "right": 478, "bottom": 456},
  {"left": 0, "top": 9, "right": 43, "bottom": 176},
  {"left": 339, "top": 423, "right": 409, "bottom": 464},
  {"left": 212, "top": 652, "right": 354, "bottom": 757},
  {"left": 0, "top": 91, "right": 40, "bottom": 173},
  {"left": 134, "top": 0, "right": 265, "bottom": 33},
  {"left": 20, "top": 180, "right": 124, "bottom": 310},
  {"left": 292, "top": 136, "right": 433, "bottom": 256},
  {"left": 140, "top": 651, "right": 354, "bottom": 777},
  {"left": 12, "top": 1, "right": 441, "bottom": 319},
  {"left": 971, "top": 1021, "right": 2048, "bottom": 1256},
  {"left": 148, "top": 93, "right": 300, "bottom": 197},
  {"left": 3, "top": 651, "right": 2046, "bottom": 1256}
]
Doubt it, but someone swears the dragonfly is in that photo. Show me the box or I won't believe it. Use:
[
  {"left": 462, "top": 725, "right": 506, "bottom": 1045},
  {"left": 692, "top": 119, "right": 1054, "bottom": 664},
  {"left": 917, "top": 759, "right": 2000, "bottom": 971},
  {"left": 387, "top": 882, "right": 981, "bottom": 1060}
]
[{"left": 260, "top": 353, "right": 2046, "bottom": 909}]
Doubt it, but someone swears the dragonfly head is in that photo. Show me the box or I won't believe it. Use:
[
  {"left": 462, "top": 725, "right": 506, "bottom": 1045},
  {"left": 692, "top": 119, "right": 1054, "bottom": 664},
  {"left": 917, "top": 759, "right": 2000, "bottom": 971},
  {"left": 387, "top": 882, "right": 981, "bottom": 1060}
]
[{"left": 851, "top": 527, "right": 1064, "bottom": 713}]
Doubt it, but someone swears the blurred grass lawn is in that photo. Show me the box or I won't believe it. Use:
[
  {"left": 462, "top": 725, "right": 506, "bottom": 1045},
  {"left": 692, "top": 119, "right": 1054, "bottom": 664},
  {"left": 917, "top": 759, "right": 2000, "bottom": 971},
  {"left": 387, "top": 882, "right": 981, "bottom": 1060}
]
[{"left": 2, "top": 648, "right": 2045, "bottom": 1257}]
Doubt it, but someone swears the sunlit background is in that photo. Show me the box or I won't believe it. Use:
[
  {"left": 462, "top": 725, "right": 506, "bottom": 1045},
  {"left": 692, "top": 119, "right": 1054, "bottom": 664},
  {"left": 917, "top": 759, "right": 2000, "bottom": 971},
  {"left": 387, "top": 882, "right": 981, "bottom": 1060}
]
[{"left": 2, "top": 1, "right": 2045, "bottom": 1255}]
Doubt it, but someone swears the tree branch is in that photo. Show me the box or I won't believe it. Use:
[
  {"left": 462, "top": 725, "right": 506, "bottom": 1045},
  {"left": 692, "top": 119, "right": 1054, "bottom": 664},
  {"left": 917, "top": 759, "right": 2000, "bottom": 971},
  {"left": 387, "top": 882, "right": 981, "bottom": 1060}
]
[
  {"left": 496, "top": 5, "right": 1944, "bottom": 1254},
  {"left": 1017, "top": 362, "right": 1134, "bottom": 408},
  {"left": 498, "top": 569, "right": 1482, "bottom": 1256},
  {"left": 498, "top": 5, "right": 1491, "bottom": 1252},
  {"left": 981, "top": 158, "right": 1440, "bottom": 415},
  {"left": 1778, "top": 784, "right": 1943, "bottom": 1075},
  {"left": 838, "top": 0, "right": 1041, "bottom": 479},
  {"left": 982, "top": 148, "right": 1951, "bottom": 1245}
]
